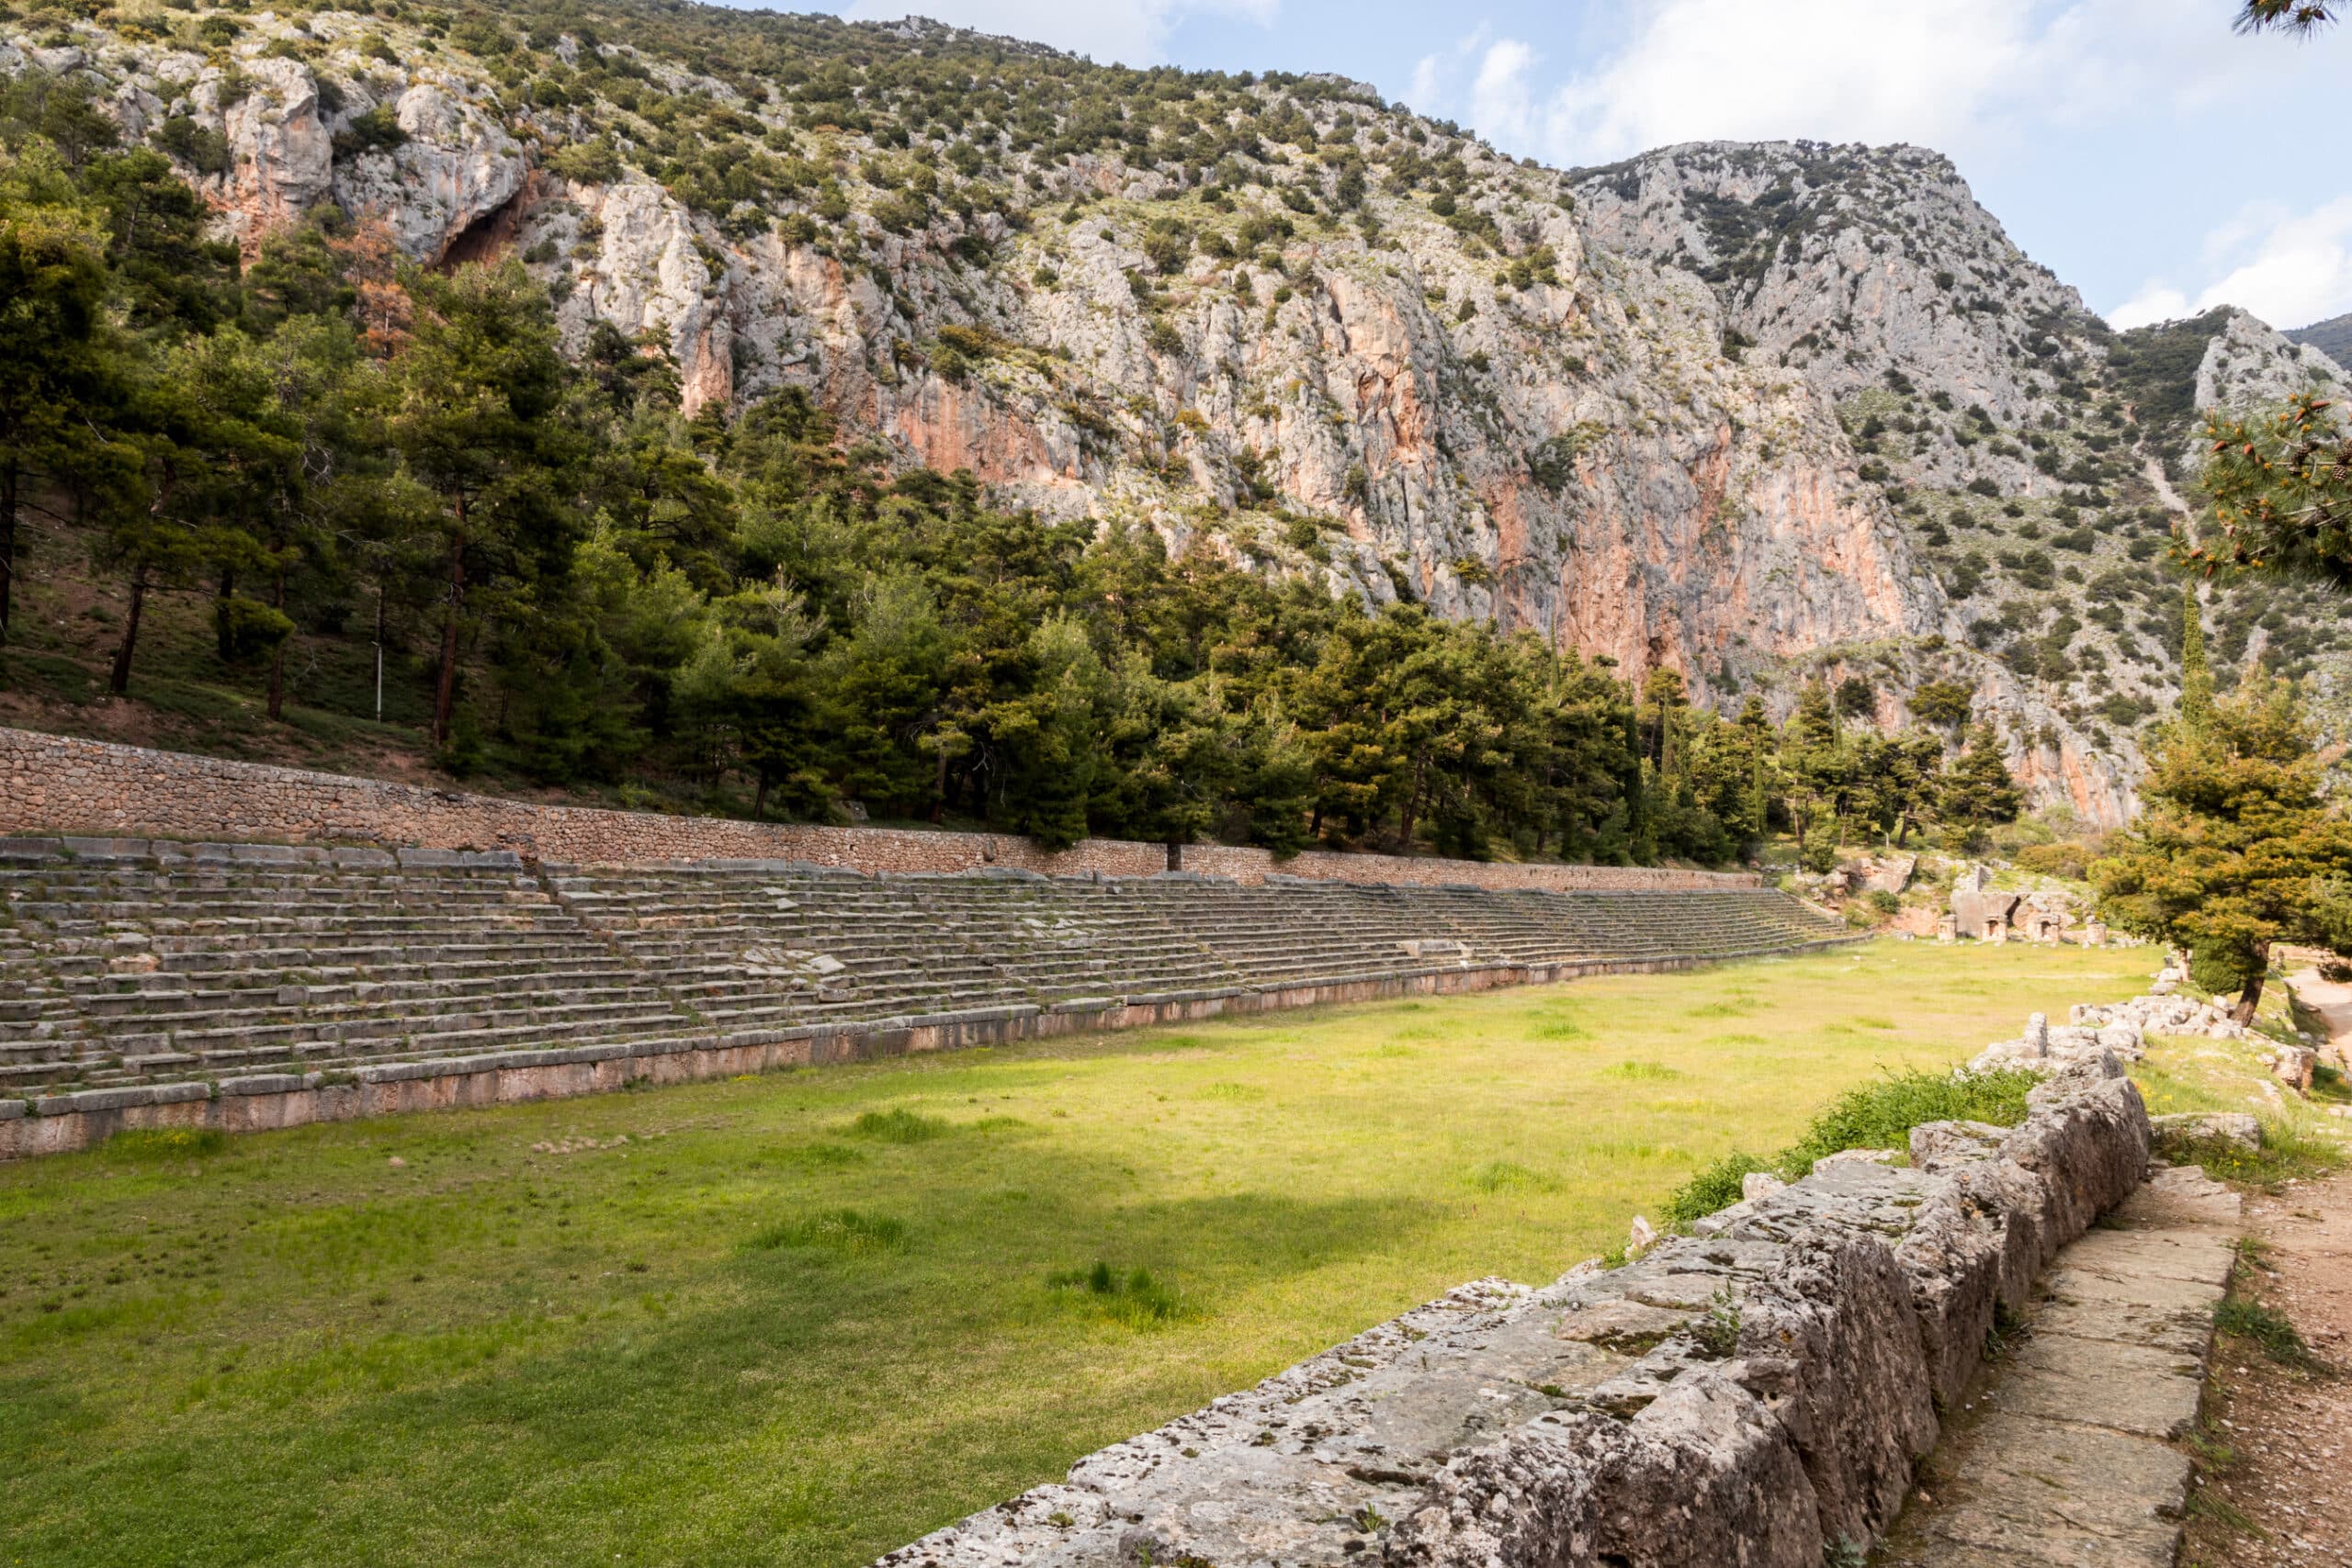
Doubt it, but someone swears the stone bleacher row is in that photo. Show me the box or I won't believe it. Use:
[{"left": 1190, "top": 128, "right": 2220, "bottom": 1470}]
[{"left": 0, "top": 838, "right": 1849, "bottom": 1098}]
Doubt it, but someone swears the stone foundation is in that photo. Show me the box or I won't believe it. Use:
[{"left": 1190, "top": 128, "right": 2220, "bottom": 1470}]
[{"left": 0, "top": 726, "right": 1751, "bottom": 893}]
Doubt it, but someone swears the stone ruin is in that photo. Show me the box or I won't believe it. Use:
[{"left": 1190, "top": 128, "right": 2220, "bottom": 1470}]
[{"left": 875, "top": 1062, "right": 2152, "bottom": 1568}]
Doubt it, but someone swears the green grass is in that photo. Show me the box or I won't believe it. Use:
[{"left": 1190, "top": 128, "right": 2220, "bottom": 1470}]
[{"left": 0, "top": 939, "right": 2152, "bottom": 1567}]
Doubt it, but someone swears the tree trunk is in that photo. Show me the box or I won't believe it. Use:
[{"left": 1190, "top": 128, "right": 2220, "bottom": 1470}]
[
  {"left": 431, "top": 512, "right": 466, "bottom": 747},
  {"left": 266, "top": 570, "right": 288, "bottom": 721},
  {"left": 110, "top": 560, "right": 149, "bottom": 695},
  {"left": 930, "top": 743, "right": 948, "bottom": 823},
  {"left": 2233, "top": 948, "right": 2268, "bottom": 1024},
  {"left": 0, "top": 457, "right": 17, "bottom": 644},
  {"left": 752, "top": 772, "right": 769, "bottom": 821}
]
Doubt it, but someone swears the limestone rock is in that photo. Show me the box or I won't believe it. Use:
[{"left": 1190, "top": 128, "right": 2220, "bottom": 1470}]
[{"left": 2148, "top": 1111, "right": 2262, "bottom": 1151}]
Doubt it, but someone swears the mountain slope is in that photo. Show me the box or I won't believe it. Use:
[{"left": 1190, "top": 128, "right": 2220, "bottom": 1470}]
[
  {"left": 4, "top": 5, "right": 2339, "bottom": 826},
  {"left": 1571, "top": 141, "right": 2350, "bottom": 818},
  {"left": 2287, "top": 310, "right": 2352, "bottom": 371}
]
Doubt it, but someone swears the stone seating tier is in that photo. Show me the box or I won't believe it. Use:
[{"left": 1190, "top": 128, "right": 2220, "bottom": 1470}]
[{"left": 0, "top": 840, "right": 1849, "bottom": 1095}]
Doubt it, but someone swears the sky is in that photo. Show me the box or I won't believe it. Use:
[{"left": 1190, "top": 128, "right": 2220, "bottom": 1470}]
[{"left": 806, "top": 0, "right": 2352, "bottom": 333}]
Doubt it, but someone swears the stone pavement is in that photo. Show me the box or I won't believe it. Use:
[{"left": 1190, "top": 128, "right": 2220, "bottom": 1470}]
[{"left": 1874, "top": 1163, "right": 2243, "bottom": 1567}]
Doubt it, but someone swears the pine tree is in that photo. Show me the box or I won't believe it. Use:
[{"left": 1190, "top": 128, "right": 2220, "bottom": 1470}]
[
  {"left": 2178, "top": 585, "right": 2213, "bottom": 730},
  {"left": 1940, "top": 722, "right": 2023, "bottom": 832},
  {"left": 2093, "top": 668, "right": 2352, "bottom": 1020}
]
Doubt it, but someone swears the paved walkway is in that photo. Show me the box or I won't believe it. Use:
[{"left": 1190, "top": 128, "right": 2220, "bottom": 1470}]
[{"left": 1874, "top": 1163, "right": 2243, "bottom": 1567}]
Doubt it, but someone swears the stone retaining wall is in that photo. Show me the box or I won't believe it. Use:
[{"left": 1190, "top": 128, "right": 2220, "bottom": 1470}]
[
  {"left": 0, "top": 727, "right": 1753, "bottom": 892},
  {"left": 876, "top": 1060, "right": 2153, "bottom": 1568},
  {"left": 0, "top": 943, "right": 1866, "bottom": 1159}
]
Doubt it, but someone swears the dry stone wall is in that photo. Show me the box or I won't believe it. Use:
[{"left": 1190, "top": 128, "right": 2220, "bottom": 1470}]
[
  {"left": 876, "top": 1060, "right": 2153, "bottom": 1568},
  {"left": 0, "top": 727, "right": 1754, "bottom": 892}
]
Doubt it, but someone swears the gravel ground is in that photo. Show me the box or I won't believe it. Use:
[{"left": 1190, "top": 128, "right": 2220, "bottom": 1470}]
[{"left": 2181, "top": 970, "right": 2352, "bottom": 1568}]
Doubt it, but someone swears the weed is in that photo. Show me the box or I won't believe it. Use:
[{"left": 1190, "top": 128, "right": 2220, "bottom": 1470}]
[
  {"left": 849, "top": 1108, "right": 950, "bottom": 1144},
  {"left": 2214, "top": 1297, "right": 2324, "bottom": 1371},
  {"left": 2186, "top": 1488, "right": 2267, "bottom": 1540},
  {"left": 1777, "top": 1066, "right": 2041, "bottom": 1175},
  {"left": 1661, "top": 1151, "right": 1773, "bottom": 1225},
  {"left": 102, "top": 1127, "right": 228, "bottom": 1160},
  {"left": 2166, "top": 1125, "right": 2342, "bottom": 1189},
  {"left": 754, "top": 1141, "right": 865, "bottom": 1168},
  {"left": 746, "top": 1209, "right": 910, "bottom": 1256},
  {"left": 1047, "top": 1261, "right": 1185, "bottom": 1326},
  {"left": 1466, "top": 1160, "right": 1551, "bottom": 1194},
  {"left": 1824, "top": 1540, "right": 1868, "bottom": 1568},
  {"left": 1984, "top": 1298, "right": 2022, "bottom": 1358},
  {"left": 1688, "top": 1283, "right": 1742, "bottom": 1359},
  {"left": 1351, "top": 1504, "right": 1388, "bottom": 1532},
  {"left": 1601, "top": 1060, "right": 1681, "bottom": 1081},
  {"left": 1529, "top": 1019, "right": 1590, "bottom": 1041}
]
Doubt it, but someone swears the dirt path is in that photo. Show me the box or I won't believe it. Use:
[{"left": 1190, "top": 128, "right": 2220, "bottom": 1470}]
[{"left": 2180, "top": 972, "right": 2352, "bottom": 1568}]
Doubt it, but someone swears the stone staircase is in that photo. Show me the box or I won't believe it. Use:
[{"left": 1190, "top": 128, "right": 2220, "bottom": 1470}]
[{"left": 0, "top": 839, "right": 1849, "bottom": 1097}]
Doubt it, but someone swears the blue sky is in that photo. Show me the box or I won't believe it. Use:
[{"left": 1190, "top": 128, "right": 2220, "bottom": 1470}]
[{"left": 809, "top": 0, "right": 2352, "bottom": 332}]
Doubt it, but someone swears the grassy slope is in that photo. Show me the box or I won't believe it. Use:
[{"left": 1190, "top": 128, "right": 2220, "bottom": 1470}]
[{"left": 0, "top": 940, "right": 2152, "bottom": 1568}]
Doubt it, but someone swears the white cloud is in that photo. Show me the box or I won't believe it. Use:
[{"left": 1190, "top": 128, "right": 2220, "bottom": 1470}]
[
  {"left": 2108, "top": 284, "right": 2191, "bottom": 331},
  {"left": 840, "top": 0, "right": 1274, "bottom": 67},
  {"left": 1469, "top": 38, "right": 1539, "bottom": 145},
  {"left": 1401, "top": 0, "right": 2312, "bottom": 170},
  {"left": 2111, "top": 197, "right": 2352, "bottom": 330},
  {"left": 1544, "top": 0, "right": 2037, "bottom": 161}
]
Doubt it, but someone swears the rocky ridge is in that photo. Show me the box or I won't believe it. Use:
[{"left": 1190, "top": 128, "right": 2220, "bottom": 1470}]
[
  {"left": 1571, "top": 142, "right": 2351, "bottom": 818},
  {"left": 7, "top": 5, "right": 2342, "bottom": 825}
]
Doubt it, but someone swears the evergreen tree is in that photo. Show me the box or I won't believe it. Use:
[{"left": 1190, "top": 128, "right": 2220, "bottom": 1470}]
[
  {"left": 0, "top": 143, "right": 116, "bottom": 643},
  {"left": 2093, "top": 668, "right": 2352, "bottom": 1020},
  {"left": 2178, "top": 585, "right": 2213, "bottom": 728},
  {"left": 380, "top": 261, "right": 583, "bottom": 747},
  {"left": 1940, "top": 722, "right": 2023, "bottom": 834}
]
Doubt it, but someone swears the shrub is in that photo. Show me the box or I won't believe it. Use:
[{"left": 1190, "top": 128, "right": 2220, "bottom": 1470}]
[
  {"left": 331, "top": 105, "right": 407, "bottom": 160},
  {"left": 1777, "top": 1066, "right": 2043, "bottom": 1177},
  {"left": 1662, "top": 1151, "right": 1773, "bottom": 1225},
  {"left": 151, "top": 115, "right": 231, "bottom": 175}
]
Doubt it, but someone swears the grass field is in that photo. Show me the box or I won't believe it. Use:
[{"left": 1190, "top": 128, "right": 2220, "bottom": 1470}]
[{"left": 0, "top": 939, "right": 2154, "bottom": 1568}]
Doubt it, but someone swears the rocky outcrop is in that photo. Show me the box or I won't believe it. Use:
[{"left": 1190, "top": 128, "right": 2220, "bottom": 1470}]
[
  {"left": 13, "top": 12, "right": 2343, "bottom": 824},
  {"left": 874, "top": 1062, "right": 2151, "bottom": 1568},
  {"left": 1568, "top": 142, "right": 2352, "bottom": 822}
]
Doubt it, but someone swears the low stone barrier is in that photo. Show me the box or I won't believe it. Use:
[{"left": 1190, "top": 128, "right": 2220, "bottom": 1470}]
[
  {"left": 0, "top": 942, "right": 1868, "bottom": 1160},
  {"left": 0, "top": 727, "right": 1752, "bottom": 892},
  {"left": 876, "top": 1061, "right": 2152, "bottom": 1568}
]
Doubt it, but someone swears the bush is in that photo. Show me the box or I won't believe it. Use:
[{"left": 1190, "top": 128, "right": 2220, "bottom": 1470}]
[
  {"left": 331, "top": 105, "right": 408, "bottom": 160},
  {"left": 1777, "top": 1066, "right": 2043, "bottom": 1177},
  {"left": 213, "top": 594, "right": 294, "bottom": 665},
  {"left": 151, "top": 115, "right": 231, "bottom": 175},
  {"left": 1662, "top": 1151, "right": 1773, "bottom": 1225},
  {"left": 2013, "top": 840, "right": 2092, "bottom": 881}
]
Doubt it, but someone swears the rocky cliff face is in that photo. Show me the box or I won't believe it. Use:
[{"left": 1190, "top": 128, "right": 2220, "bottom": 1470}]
[
  {"left": 8, "top": 10, "right": 2340, "bottom": 826},
  {"left": 1571, "top": 141, "right": 2350, "bottom": 820}
]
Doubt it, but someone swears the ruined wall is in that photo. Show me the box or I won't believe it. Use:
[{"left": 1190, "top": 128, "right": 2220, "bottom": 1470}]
[
  {"left": 876, "top": 1060, "right": 2152, "bottom": 1568},
  {"left": 0, "top": 728, "right": 1756, "bottom": 892}
]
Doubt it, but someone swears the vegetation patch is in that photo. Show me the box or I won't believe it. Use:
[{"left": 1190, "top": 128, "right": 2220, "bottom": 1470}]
[
  {"left": 747, "top": 1209, "right": 910, "bottom": 1256},
  {"left": 847, "top": 1109, "right": 951, "bottom": 1144},
  {"left": 1047, "top": 1261, "right": 1187, "bottom": 1327}
]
